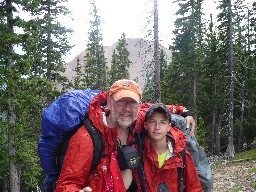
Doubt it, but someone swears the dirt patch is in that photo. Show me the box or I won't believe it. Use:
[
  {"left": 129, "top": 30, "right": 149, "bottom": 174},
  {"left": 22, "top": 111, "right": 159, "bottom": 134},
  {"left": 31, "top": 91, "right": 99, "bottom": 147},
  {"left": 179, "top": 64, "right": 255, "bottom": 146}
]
[{"left": 212, "top": 160, "right": 256, "bottom": 192}]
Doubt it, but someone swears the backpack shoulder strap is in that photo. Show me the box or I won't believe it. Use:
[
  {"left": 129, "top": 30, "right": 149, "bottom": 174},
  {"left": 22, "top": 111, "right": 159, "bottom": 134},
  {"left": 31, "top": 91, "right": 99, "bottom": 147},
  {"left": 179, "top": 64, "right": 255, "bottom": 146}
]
[
  {"left": 83, "top": 117, "right": 105, "bottom": 173},
  {"left": 177, "top": 149, "right": 186, "bottom": 191},
  {"left": 133, "top": 128, "right": 148, "bottom": 192}
]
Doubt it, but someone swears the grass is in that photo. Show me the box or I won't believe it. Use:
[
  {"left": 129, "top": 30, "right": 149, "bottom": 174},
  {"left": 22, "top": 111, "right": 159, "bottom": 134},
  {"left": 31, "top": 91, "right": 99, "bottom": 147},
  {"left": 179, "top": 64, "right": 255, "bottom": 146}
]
[
  {"left": 251, "top": 182, "right": 256, "bottom": 189},
  {"left": 233, "top": 148, "right": 256, "bottom": 190},
  {"left": 231, "top": 184, "right": 242, "bottom": 192},
  {"left": 249, "top": 167, "right": 256, "bottom": 173},
  {"left": 234, "top": 148, "right": 256, "bottom": 160}
]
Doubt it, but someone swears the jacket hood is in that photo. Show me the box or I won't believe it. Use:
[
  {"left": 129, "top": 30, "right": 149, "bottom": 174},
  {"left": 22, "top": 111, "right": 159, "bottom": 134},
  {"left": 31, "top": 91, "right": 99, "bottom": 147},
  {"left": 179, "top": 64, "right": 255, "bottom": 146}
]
[
  {"left": 168, "top": 127, "right": 186, "bottom": 153},
  {"left": 88, "top": 91, "right": 109, "bottom": 135}
]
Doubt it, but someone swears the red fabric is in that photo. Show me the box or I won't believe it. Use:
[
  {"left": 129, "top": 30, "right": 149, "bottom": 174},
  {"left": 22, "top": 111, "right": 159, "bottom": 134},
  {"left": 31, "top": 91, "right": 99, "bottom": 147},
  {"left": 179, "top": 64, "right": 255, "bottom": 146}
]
[
  {"left": 109, "top": 152, "right": 126, "bottom": 192},
  {"left": 55, "top": 92, "right": 126, "bottom": 192},
  {"left": 133, "top": 127, "right": 203, "bottom": 192}
]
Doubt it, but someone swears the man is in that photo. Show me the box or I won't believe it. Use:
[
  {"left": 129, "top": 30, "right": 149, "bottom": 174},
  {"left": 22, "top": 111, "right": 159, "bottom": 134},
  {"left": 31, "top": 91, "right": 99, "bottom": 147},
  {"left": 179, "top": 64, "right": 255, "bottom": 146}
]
[
  {"left": 55, "top": 79, "right": 142, "bottom": 191},
  {"left": 39, "top": 79, "right": 195, "bottom": 191}
]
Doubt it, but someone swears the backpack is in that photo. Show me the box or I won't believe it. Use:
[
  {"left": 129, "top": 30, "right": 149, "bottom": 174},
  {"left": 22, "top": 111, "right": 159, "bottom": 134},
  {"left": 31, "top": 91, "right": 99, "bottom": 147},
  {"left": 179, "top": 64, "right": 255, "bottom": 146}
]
[
  {"left": 38, "top": 90, "right": 101, "bottom": 191},
  {"left": 46, "top": 117, "right": 105, "bottom": 192}
]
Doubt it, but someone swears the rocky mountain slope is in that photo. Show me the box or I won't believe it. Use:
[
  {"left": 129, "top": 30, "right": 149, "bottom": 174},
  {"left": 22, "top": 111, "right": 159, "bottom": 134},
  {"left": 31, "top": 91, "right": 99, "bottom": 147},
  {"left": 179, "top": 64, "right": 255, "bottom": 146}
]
[{"left": 64, "top": 38, "right": 171, "bottom": 90}]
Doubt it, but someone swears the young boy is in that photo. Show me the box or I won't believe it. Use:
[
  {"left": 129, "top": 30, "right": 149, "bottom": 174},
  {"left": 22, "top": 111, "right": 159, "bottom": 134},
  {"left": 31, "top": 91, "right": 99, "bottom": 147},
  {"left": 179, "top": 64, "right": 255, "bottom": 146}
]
[{"left": 134, "top": 103, "right": 203, "bottom": 192}]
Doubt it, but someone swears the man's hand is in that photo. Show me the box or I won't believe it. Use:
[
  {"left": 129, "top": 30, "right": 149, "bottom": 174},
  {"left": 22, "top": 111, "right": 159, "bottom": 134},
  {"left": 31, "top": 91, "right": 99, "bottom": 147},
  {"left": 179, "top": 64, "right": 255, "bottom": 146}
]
[
  {"left": 80, "top": 187, "right": 92, "bottom": 192},
  {"left": 185, "top": 115, "right": 196, "bottom": 137}
]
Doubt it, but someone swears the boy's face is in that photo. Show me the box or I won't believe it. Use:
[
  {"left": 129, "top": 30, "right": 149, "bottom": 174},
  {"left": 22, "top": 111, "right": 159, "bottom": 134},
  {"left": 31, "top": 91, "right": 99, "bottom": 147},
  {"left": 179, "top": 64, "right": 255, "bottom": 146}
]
[{"left": 144, "top": 111, "right": 170, "bottom": 141}]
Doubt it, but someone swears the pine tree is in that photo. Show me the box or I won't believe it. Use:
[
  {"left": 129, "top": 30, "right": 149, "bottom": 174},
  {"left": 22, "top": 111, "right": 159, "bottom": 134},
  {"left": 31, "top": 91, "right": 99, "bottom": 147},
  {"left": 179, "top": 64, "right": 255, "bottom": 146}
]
[
  {"left": 108, "top": 33, "right": 131, "bottom": 86},
  {"left": 217, "top": 0, "right": 236, "bottom": 158},
  {"left": 84, "top": 0, "right": 107, "bottom": 90},
  {"left": 144, "top": 49, "right": 168, "bottom": 103},
  {"left": 164, "top": 0, "right": 204, "bottom": 116},
  {"left": 22, "top": 0, "right": 73, "bottom": 104},
  {"left": 0, "top": 0, "right": 73, "bottom": 190},
  {"left": 0, "top": 1, "right": 30, "bottom": 190},
  {"left": 232, "top": 0, "right": 256, "bottom": 152},
  {"left": 200, "top": 14, "right": 225, "bottom": 155},
  {"left": 72, "top": 57, "right": 87, "bottom": 89}
]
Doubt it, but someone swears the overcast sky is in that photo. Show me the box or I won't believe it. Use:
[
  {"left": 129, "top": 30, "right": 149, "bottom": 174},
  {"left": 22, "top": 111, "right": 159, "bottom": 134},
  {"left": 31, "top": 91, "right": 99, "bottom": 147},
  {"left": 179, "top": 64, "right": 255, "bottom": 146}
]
[{"left": 61, "top": 0, "right": 253, "bottom": 62}]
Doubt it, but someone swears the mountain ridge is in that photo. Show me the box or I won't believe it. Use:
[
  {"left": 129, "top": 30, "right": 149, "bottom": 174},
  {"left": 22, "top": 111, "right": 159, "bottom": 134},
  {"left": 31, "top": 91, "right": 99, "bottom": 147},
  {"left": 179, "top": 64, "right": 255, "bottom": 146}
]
[{"left": 64, "top": 38, "right": 172, "bottom": 90}]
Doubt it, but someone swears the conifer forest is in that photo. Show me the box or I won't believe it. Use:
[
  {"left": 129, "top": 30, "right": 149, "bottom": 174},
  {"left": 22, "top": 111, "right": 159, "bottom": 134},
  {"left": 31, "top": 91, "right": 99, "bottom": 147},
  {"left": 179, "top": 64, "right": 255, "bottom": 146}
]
[{"left": 0, "top": 0, "right": 255, "bottom": 191}]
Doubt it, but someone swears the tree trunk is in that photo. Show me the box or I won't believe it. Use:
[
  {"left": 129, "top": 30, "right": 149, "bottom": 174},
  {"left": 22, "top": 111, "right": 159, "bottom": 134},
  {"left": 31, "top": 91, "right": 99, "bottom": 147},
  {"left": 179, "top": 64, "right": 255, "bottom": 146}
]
[
  {"left": 6, "top": 0, "right": 20, "bottom": 191},
  {"left": 226, "top": 0, "right": 235, "bottom": 158},
  {"left": 154, "top": 0, "right": 161, "bottom": 102},
  {"left": 215, "top": 114, "right": 221, "bottom": 155},
  {"left": 9, "top": 132, "right": 20, "bottom": 192},
  {"left": 237, "top": 79, "right": 245, "bottom": 152},
  {"left": 211, "top": 106, "right": 216, "bottom": 155}
]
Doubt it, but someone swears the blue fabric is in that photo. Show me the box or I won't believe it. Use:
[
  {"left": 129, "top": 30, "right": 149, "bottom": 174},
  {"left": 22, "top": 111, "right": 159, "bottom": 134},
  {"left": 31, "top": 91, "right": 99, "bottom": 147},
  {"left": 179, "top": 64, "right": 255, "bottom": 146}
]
[{"left": 37, "top": 90, "right": 101, "bottom": 191}]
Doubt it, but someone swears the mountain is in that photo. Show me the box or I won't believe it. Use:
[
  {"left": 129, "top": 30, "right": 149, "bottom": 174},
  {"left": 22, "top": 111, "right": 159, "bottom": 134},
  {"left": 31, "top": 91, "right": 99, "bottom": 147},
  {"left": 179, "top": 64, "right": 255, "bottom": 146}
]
[{"left": 64, "top": 38, "right": 171, "bottom": 90}]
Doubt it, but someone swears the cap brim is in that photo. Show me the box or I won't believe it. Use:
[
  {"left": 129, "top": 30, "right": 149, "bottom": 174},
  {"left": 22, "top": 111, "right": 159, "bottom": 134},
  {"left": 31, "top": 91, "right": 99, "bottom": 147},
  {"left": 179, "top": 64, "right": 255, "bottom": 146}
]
[{"left": 112, "top": 90, "right": 140, "bottom": 103}]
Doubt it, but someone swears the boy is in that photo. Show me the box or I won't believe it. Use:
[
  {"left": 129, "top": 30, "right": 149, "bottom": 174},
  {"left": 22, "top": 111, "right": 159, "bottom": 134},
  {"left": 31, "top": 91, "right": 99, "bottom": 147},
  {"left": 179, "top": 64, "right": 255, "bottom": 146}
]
[{"left": 134, "top": 103, "right": 202, "bottom": 192}]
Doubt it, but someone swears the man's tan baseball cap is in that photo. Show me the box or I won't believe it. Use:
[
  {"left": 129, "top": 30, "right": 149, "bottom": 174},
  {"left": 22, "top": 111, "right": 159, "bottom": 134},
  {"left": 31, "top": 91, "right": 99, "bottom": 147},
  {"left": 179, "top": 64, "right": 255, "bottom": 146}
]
[{"left": 109, "top": 79, "right": 142, "bottom": 102}]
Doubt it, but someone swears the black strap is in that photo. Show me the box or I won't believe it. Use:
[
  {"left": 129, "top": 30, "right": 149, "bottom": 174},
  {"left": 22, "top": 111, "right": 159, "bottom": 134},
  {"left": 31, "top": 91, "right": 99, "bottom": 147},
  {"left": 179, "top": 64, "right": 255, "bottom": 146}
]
[
  {"left": 178, "top": 149, "right": 186, "bottom": 191},
  {"left": 134, "top": 128, "right": 148, "bottom": 192},
  {"left": 83, "top": 117, "right": 105, "bottom": 173}
]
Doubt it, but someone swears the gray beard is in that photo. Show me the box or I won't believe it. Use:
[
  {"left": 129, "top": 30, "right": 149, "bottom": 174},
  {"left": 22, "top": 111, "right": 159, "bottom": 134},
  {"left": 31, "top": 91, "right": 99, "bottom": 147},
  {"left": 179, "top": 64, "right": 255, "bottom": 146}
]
[
  {"left": 113, "top": 118, "right": 133, "bottom": 129},
  {"left": 110, "top": 106, "right": 134, "bottom": 129}
]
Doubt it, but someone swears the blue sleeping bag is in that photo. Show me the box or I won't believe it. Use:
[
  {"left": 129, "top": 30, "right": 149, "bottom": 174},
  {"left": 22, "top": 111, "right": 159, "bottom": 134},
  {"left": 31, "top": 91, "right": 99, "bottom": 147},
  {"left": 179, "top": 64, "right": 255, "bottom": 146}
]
[{"left": 37, "top": 90, "right": 101, "bottom": 191}]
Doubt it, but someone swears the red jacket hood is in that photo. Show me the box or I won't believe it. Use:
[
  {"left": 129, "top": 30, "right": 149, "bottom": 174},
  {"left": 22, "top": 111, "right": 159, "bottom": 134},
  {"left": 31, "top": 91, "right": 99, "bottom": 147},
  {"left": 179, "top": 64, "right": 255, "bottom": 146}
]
[{"left": 88, "top": 91, "right": 109, "bottom": 135}]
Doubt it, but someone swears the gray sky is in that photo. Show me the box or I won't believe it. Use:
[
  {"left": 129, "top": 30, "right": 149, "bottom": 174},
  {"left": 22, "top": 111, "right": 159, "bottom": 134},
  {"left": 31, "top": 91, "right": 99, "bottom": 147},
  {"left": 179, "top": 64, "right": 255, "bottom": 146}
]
[{"left": 62, "top": 0, "right": 253, "bottom": 62}]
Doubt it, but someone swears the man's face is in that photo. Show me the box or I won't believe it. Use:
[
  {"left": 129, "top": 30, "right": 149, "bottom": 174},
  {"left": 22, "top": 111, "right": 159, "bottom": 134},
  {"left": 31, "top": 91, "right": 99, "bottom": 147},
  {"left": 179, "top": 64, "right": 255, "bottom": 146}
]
[{"left": 108, "top": 97, "right": 140, "bottom": 129}]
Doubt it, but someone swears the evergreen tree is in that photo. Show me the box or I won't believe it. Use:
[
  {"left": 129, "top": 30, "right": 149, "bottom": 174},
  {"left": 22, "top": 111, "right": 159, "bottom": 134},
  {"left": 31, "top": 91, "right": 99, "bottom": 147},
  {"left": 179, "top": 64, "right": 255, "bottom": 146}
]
[
  {"left": 163, "top": 0, "right": 204, "bottom": 130},
  {"left": 84, "top": 0, "right": 107, "bottom": 90},
  {"left": 72, "top": 57, "right": 87, "bottom": 89},
  {"left": 0, "top": 0, "right": 73, "bottom": 190},
  {"left": 22, "top": 0, "right": 73, "bottom": 104},
  {"left": 108, "top": 33, "right": 131, "bottom": 86},
  {"left": 0, "top": 1, "right": 31, "bottom": 190},
  {"left": 165, "top": 0, "right": 204, "bottom": 108},
  {"left": 232, "top": 0, "right": 256, "bottom": 151},
  {"left": 199, "top": 14, "right": 225, "bottom": 155},
  {"left": 144, "top": 49, "right": 168, "bottom": 103}
]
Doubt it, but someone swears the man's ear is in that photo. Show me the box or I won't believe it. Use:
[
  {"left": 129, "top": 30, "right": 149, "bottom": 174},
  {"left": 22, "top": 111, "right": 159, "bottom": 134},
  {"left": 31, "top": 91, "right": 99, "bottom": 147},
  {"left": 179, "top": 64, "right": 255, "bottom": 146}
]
[{"left": 107, "top": 97, "right": 112, "bottom": 109}]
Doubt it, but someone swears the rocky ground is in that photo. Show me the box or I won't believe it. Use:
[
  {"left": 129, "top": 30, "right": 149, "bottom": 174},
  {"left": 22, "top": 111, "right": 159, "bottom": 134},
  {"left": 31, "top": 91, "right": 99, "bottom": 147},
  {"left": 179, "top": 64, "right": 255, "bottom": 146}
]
[{"left": 211, "top": 159, "right": 256, "bottom": 192}]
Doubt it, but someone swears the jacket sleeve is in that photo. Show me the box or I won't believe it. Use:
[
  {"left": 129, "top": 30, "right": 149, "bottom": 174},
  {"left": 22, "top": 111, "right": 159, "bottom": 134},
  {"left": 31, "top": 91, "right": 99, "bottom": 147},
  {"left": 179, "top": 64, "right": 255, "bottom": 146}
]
[
  {"left": 55, "top": 126, "right": 94, "bottom": 192},
  {"left": 184, "top": 152, "right": 203, "bottom": 192},
  {"left": 166, "top": 104, "right": 187, "bottom": 116}
]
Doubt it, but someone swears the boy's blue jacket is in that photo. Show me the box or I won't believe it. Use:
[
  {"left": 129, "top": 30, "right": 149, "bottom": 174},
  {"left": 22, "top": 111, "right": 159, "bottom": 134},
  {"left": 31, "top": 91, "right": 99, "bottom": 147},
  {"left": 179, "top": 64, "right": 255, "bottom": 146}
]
[{"left": 37, "top": 90, "right": 101, "bottom": 190}]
